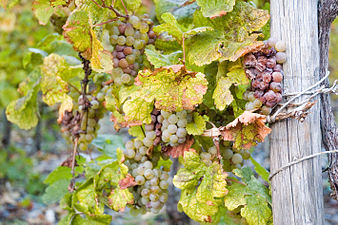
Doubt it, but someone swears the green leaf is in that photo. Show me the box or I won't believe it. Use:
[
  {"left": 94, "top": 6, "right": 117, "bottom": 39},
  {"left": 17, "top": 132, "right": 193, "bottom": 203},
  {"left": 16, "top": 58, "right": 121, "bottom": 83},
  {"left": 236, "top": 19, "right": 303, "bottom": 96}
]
[
  {"left": 125, "top": 67, "right": 208, "bottom": 116},
  {"left": 224, "top": 167, "right": 272, "bottom": 225},
  {"left": 196, "top": 0, "right": 235, "bottom": 18},
  {"left": 154, "top": 0, "right": 198, "bottom": 26},
  {"left": 92, "top": 134, "right": 124, "bottom": 159},
  {"left": 186, "top": 112, "right": 206, "bottom": 135},
  {"left": 250, "top": 157, "right": 270, "bottom": 183},
  {"left": 153, "top": 12, "right": 186, "bottom": 43},
  {"left": 213, "top": 63, "right": 249, "bottom": 110},
  {"left": 73, "top": 179, "right": 105, "bottom": 215},
  {"left": 114, "top": 0, "right": 141, "bottom": 12},
  {"left": 6, "top": 72, "right": 40, "bottom": 130},
  {"left": 174, "top": 151, "right": 228, "bottom": 223},
  {"left": 32, "top": 0, "right": 54, "bottom": 25},
  {"left": 128, "top": 126, "right": 145, "bottom": 140},
  {"left": 44, "top": 166, "right": 72, "bottom": 185},
  {"left": 42, "top": 179, "right": 69, "bottom": 204},
  {"left": 63, "top": 9, "right": 91, "bottom": 53},
  {"left": 72, "top": 214, "right": 112, "bottom": 225},
  {"left": 144, "top": 45, "right": 182, "bottom": 68}
]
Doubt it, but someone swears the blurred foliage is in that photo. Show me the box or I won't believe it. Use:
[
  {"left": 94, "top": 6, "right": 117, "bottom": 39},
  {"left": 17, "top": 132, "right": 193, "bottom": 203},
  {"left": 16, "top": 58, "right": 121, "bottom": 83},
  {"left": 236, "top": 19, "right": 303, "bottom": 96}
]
[
  {"left": 0, "top": 2, "right": 53, "bottom": 108},
  {"left": 0, "top": 146, "right": 46, "bottom": 196}
]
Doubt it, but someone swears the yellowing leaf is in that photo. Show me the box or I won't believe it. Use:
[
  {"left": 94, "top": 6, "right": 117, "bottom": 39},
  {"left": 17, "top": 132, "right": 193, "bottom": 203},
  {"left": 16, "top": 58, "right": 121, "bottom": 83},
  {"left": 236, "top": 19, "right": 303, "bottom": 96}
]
[
  {"left": 221, "top": 111, "right": 271, "bottom": 149},
  {"left": 63, "top": 9, "right": 91, "bottom": 54},
  {"left": 123, "top": 66, "right": 208, "bottom": 123},
  {"left": 213, "top": 63, "right": 249, "bottom": 110},
  {"left": 153, "top": 12, "right": 186, "bottom": 43},
  {"left": 144, "top": 45, "right": 182, "bottom": 68},
  {"left": 186, "top": 112, "right": 206, "bottom": 135},
  {"left": 196, "top": 0, "right": 235, "bottom": 18},
  {"left": 173, "top": 151, "right": 228, "bottom": 223},
  {"left": 32, "top": 0, "right": 54, "bottom": 25}
]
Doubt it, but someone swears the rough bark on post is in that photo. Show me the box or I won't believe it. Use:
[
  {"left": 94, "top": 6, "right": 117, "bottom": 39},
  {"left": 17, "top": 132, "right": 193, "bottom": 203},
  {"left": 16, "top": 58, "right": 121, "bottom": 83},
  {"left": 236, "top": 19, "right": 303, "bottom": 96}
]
[
  {"left": 269, "top": 0, "right": 324, "bottom": 224},
  {"left": 318, "top": 0, "right": 338, "bottom": 200}
]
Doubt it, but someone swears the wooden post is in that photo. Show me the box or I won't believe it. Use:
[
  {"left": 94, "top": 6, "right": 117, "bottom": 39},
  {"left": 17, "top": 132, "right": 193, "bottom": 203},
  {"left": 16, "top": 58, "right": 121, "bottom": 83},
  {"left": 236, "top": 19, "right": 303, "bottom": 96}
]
[{"left": 269, "top": 1, "right": 324, "bottom": 224}]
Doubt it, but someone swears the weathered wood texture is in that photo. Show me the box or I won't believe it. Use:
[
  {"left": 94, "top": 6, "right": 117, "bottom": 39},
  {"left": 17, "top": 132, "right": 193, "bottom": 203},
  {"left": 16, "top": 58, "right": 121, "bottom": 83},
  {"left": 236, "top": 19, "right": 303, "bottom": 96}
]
[
  {"left": 318, "top": 0, "right": 338, "bottom": 200},
  {"left": 270, "top": 1, "right": 324, "bottom": 224}
]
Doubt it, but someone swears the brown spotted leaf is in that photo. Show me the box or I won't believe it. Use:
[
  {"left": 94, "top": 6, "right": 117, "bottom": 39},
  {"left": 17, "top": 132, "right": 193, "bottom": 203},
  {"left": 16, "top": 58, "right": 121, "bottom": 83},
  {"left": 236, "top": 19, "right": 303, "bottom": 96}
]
[
  {"left": 220, "top": 111, "right": 271, "bottom": 149},
  {"left": 162, "top": 136, "right": 194, "bottom": 158},
  {"left": 118, "top": 174, "right": 137, "bottom": 190}
]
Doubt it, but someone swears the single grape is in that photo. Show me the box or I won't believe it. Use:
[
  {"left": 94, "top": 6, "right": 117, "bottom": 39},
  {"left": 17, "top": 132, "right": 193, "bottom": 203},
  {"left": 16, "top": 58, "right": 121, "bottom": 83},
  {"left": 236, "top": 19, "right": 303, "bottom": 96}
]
[
  {"left": 135, "top": 175, "right": 145, "bottom": 185},
  {"left": 121, "top": 73, "right": 131, "bottom": 84},
  {"left": 176, "top": 128, "right": 187, "bottom": 138},
  {"left": 160, "top": 172, "right": 169, "bottom": 180},
  {"left": 275, "top": 40, "right": 286, "bottom": 52},
  {"left": 178, "top": 137, "right": 186, "bottom": 144},
  {"left": 177, "top": 119, "right": 187, "bottom": 128},
  {"left": 126, "top": 36, "right": 135, "bottom": 46},
  {"left": 208, "top": 146, "right": 217, "bottom": 155},
  {"left": 79, "top": 143, "right": 87, "bottom": 151},
  {"left": 149, "top": 194, "right": 159, "bottom": 201},
  {"left": 261, "top": 105, "right": 272, "bottom": 115},
  {"left": 272, "top": 72, "right": 283, "bottom": 82},
  {"left": 159, "top": 193, "right": 168, "bottom": 203},
  {"left": 129, "top": 15, "right": 141, "bottom": 29},
  {"left": 223, "top": 149, "right": 234, "bottom": 160},
  {"left": 240, "top": 150, "right": 251, "bottom": 160},
  {"left": 124, "top": 24, "right": 135, "bottom": 36},
  {"left": 167, "top": 124, "right": 178, "bottom": 134},
  {"left": 143, "top": 161, "right": 153, "bottom": 169},
  {"left": 170, "top": 135, "right": 178, "bottom": 144},
  {"left": 126, "top": 55, "right": 136, "bottom": 64},
  {"left": 231, "top": 153, "right": 243, "bottom": 164},
  {"left": 168, "top": 114, "right": 178, "bottom": 124},
  {"left": 126, "top": 149, "right": 136, "bottom": 158},
  {"left": 276, "top": 52, "right": 286, "bottom": 63},
  {"left": 146, "top": 131, "right": 156, "bottom": 140},
  {"left": 139, "top": 22, "right": 149, "bottom": 33},
  {"left": 117, "top": 36, "right": 126, "bottom": 45}
]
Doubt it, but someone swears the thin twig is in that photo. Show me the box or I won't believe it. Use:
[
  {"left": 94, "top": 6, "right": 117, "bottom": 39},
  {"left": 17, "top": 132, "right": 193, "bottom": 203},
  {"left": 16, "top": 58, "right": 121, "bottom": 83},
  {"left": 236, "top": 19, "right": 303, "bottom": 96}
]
[
  {"left": 226, "top": 177, "right": 246, "bottom": 186},
  {"left": 68, "top": 83, "right": 81, "bottom": 94},
  {"left": 271, "top": 71, "right": 330, "bottom": 121},
  {"left": 182, "top": 34, "right": 186, "bottom": 64},
  {"left": 94, "top": 18, "right": 119, "bottom": 27},
  {"left": 71, "top": 138, "right": 78, "bottom": 176},
  {"left": 269, "top": 149, "right": 338, "bottom": 180},
  {"left": 120, "top": 0, "right": 128, "bottom": 15}
]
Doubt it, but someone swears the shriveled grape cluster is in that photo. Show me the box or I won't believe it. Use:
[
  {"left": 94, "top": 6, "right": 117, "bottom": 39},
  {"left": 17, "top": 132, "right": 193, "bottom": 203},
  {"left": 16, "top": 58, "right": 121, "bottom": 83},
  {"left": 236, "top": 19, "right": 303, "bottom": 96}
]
[
  {"left": 123, "top": 139, "right": 169, "bottom": 214},
  {"left": 60, "top": 94, "right": 104, "bottom": 151},
  {"left": 77, "top": 95, "right": 105, "bottom": 151},
  {"left": 160, "top": 110, "right": 192, "bottom": 147},
  {"left": 108, "top": 15, "right": 156, "bottom": 86},
  {"left": 243, "top": 40, "right": 286, "bottom": 115}
]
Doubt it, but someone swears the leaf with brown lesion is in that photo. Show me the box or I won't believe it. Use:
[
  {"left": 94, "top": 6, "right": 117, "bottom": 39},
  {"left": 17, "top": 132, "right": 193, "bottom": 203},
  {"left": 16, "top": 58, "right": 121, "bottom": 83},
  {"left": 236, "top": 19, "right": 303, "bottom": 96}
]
[
  {"left": 118, "top": 174, "right": 137, "bottom": 190},
  {"left": 162, "top": 136, "right": 195, "bottom": 158}
]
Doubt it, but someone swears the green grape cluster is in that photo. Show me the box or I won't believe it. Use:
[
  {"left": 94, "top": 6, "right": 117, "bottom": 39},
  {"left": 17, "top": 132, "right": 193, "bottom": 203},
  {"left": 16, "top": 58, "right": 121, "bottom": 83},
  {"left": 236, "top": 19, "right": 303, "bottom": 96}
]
[
  {"left": 160, "top": 110, "right": 192, "bottom": 147},
  {"left": 219, "top": 141, "right": 251, "bottom": 172},
  {"left": 107, "top": 15, "right": 156, "bottom": 86},
  {"left": 123, "top": 139, "right": 169, "bottom": 214}
]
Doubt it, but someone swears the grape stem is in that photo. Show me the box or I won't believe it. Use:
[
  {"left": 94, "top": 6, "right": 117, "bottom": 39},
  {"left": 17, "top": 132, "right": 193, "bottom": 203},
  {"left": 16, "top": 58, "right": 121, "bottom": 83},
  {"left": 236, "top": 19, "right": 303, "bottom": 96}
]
[
  {"left": 69, "top": 137, "right": 79, "bottom": 192},
  {"left": 94, "top": 18, "right": 120, "bottom": 27},
  {"left": 119, "top": 0, "right": 128, "bottom": 15}
]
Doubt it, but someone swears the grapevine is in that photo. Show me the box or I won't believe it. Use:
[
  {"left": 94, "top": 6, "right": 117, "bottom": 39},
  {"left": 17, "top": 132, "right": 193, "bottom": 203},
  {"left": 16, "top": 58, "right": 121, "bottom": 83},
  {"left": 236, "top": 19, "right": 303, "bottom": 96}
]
[{"left": 5, "top": 0, "right": 291, "bottom": 224}]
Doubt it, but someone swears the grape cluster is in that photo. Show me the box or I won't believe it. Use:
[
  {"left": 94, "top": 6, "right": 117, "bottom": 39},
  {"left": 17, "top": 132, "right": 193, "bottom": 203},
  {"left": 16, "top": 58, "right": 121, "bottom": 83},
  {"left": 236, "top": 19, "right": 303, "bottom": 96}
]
[
  {"left": 143, "top": 109, "right": 162, "bottom": 147},
  {"left": 219, "top": 141, "right": 251, "bottom": 171},
  {"left": 243, "top": 40, "right": 286, "bottom": 115},
  {"left": 108, "top": 15, "right": 156, "bottom": 86},
  {"left": 123, "top": 139, "right": 169, "bottom": 214},
  {"left": 160, "top": 110, "right": 192, "bottom": 147},
  {"left": 60, "top": 94, "right": 104, "bottom": 151}
]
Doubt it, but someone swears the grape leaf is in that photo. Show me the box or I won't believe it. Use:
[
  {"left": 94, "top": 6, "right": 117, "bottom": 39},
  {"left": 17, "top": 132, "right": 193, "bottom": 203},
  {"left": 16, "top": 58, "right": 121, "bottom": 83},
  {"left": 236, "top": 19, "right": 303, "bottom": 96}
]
[
  {"left": 153, "top": 12, "right": 186, "bottom": 43},
  {"left": 196, "top": 0, "right": 235, "bottom": 18},
  {"left": 32, "top": 0, "right": 54, "bottom": 25},
  {"left": 162, "top": 136, "right": 194, "bottom": 158},
  {"left": 250, "top": 157, "right": 270, "bottom": 183},
  {"left": 114, "top": 0, "right": 142, "bottom": 12},
  {"left": 118, "top": 174, "right": 137, "bottom": 189},
  {"left": 145, "top": 45, "right": 182, "bottom": 68},
  {"left": 128, "top": 126, "right": 145, "bottom": 140},
  {"left": 41, "top": 54, "right": 82, "bottom": 121},
  {"left": 186, "top": 2, "right": 269, "bottom": 66},
  {"left": 220, "top": 111, "right": 271, "bottom": 149},
  {"left": 186, "top": 112, "right": 206, "bottom": 135},
  {"left": 72, "top": 214, "right": 112, "bottom": 225},
  {"left": 6, "top": 72, "right": 40, "bottom": 130},
  {"left": 123, "top": 66, "right": 208, "bottom": 123},
  {"left": 42, "top": 179, "right": 69, "bottom": 204},
  {"left": 63, "top": 9, "right": 91, "bottom": 54},
  {"left": 213, "top": 63, "right": 249, "bottom": 110},
  {"left": 107, "top": 187, "right": 134, "bottom": 211},
  {"left": 224, "top": 167, "right": 272, "bottom": 225},
  {"left": 73, "top": 179, "right": 105, "bottom": 215},
  {"left": 173, "top": 151, "right": 228, "bottom": 223},
  {"left": 44, "top": 166, "right": 72, "bottom": 185}
]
